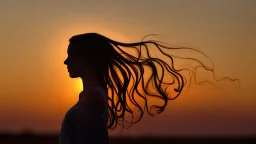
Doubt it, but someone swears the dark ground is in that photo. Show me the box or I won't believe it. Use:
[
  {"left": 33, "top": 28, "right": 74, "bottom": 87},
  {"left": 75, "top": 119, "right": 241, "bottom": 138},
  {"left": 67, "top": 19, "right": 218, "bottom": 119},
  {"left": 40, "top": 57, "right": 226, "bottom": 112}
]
[{"left": 0, "top": 133, "right": 255, "bottom": 144}]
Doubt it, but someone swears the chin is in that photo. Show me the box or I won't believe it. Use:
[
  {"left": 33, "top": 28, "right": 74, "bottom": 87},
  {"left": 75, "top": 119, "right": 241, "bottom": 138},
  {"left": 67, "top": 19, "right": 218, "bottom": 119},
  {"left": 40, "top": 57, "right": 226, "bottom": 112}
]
[{"left": 69, "top": 73, "right": 79, "bottom": 78}]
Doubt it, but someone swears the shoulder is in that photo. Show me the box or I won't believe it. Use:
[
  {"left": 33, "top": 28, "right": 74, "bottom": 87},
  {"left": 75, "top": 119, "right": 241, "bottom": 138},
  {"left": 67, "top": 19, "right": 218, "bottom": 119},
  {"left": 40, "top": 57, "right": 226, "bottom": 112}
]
[
  {"left": 79, "top": 87, "right": 107, "bottom": 117},
  {"left": 65, "top": 104, "right": 88, "bottom": 125}
]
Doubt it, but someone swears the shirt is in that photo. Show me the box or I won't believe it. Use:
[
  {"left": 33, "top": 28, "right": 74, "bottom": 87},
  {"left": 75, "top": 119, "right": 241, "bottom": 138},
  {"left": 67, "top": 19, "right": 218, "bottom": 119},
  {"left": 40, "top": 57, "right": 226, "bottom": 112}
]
[{"left": 58, "top": 87, "right": 109, "bottom": 144}]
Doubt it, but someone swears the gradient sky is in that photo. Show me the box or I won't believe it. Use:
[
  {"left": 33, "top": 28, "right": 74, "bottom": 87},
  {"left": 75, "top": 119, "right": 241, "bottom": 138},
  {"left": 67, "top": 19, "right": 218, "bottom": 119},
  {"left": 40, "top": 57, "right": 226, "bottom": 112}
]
[{"left": 0, "top": 0, "right": 255, "bottom": 136}]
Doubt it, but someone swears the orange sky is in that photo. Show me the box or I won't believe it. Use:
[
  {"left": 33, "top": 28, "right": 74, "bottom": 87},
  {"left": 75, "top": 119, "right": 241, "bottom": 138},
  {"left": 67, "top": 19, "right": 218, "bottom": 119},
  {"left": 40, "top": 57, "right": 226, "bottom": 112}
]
[{"left": 0, "top": 0, "right": 255, "bottom": 136}]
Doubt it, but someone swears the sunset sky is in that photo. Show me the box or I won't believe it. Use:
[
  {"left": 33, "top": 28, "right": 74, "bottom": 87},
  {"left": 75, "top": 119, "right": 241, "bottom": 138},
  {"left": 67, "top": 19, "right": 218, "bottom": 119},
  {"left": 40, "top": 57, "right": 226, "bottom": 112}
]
[{"left": 0, "top": 0, "right": 255, "bottom": 137}]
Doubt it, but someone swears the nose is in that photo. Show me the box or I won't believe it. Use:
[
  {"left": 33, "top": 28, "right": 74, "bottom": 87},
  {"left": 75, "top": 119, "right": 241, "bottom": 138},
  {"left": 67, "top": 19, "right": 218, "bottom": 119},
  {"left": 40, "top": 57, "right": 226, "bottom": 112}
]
[{"left": 64, "top": 58, "right": 68, "bottom": 65}]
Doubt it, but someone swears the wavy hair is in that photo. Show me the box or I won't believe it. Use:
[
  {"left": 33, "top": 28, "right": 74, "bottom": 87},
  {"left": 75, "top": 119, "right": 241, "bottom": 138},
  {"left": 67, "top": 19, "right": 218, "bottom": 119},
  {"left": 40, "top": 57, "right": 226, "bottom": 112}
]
[{"left": 69, "top": 33, "right": 240, "bottom": 131}]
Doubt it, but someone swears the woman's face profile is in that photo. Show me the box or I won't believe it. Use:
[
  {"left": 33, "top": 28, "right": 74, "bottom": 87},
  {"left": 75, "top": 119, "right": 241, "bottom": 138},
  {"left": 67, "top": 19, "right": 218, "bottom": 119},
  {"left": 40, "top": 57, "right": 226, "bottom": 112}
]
[{"left": 64, "top": 43, "right": 86, "bottom": 78}]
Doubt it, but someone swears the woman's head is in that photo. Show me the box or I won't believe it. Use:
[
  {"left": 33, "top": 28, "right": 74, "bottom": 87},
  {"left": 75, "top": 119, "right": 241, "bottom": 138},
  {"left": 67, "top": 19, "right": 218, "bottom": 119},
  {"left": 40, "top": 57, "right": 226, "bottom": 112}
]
[{"left": 64, "top": 33, "right": 113, "bottom": 79}]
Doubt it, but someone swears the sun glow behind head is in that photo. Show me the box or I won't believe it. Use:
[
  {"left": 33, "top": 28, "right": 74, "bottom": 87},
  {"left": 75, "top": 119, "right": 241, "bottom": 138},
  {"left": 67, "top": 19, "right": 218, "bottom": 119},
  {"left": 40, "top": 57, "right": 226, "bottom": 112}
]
[{"left": 45, "top": 19, "right": 132, "bottom": 104}]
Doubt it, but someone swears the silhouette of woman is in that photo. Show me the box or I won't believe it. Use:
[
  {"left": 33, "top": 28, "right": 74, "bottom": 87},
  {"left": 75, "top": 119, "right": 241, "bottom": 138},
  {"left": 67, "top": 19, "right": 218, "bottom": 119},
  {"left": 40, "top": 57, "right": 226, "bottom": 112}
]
[{"left": 58, "top": 33, "right": 238, "bottom": 144}]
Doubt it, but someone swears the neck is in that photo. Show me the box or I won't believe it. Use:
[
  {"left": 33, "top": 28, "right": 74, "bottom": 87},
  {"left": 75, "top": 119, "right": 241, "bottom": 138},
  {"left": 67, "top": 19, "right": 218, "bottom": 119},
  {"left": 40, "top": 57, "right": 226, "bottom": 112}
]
[{"left": 79, "top": 74, "right": 106, "bottom": 99}]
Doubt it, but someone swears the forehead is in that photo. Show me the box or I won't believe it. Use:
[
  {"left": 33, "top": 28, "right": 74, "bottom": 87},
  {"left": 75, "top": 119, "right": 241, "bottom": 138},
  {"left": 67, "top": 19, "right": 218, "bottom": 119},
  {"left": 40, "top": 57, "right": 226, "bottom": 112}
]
[
  {"left": 67, "top": 43, "right": 78, "bottom": 54},
  {"left": 67, "top": 43, "right": 86, "bottom": 59},
  {"left": 67, "top": 43, "right": 72, "bottom": 53}
]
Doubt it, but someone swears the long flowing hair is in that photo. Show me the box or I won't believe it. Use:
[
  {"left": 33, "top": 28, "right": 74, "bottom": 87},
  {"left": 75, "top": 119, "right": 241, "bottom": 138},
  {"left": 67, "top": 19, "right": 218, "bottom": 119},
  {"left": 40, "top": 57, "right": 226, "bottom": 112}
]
[{"left": 69, "top": 33, "right": 240, "bottom": 131}]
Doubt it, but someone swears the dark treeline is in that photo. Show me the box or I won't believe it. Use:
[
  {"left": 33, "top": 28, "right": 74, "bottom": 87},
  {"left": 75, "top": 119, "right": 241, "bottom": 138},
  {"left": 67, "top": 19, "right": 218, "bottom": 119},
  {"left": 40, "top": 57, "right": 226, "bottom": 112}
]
[{"left": 0, "top": 133, "right": 255, "bottom": 144}]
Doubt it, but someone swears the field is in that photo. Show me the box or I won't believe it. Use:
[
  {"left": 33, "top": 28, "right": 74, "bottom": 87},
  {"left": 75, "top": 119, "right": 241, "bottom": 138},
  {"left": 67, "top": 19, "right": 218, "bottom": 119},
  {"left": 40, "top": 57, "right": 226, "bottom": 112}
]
[{"left": 0, "top": 133, "right": 255, "bottom": 144}]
